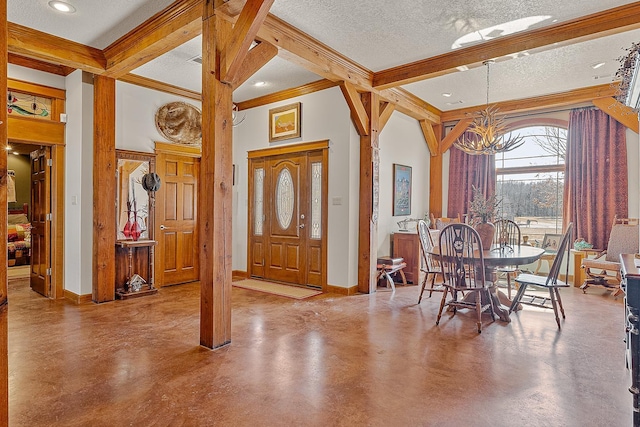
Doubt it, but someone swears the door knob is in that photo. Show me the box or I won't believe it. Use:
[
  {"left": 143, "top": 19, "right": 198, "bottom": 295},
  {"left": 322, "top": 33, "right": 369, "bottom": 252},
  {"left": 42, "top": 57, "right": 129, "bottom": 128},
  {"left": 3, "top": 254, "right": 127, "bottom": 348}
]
[
  {"left": 299, "top": 224, "right": 305, "bottom": 229},
  {"left": 160, "top": 225, "right": 167, "bottom": 230}
]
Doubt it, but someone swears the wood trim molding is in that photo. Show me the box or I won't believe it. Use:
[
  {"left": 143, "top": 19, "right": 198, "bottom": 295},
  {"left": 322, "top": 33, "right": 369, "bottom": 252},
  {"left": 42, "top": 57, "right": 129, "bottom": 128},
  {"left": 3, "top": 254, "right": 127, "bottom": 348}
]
[
  {"left": 51, "top": 145, "right": 65, "bottom": 299},
  {"left": 378, "top": 87, "right": 441, "bottom": 124},
  {"left": 8, "top": 78, "right": 65, "bottom": 100},
  {"left": 63, "top": 289, "right": 93, "bottom": 305},
  {"left": 236, "top": 79, "right": 338, "bottom": 111},
  {"left": 326, "top": 284, "right": 359, "bottom": 296},
  {"left": 373, "top": 2, "right": 640, "bottom": 89},
  {"left": 441, "top": 84, "right": 618, "bottom": 122},
  {"left": 378, "top": 101, "right": 395, "bottom": 132},
  {"left": 232, "top": 270, "right": 248, "bottom": 280},
  {"left": 154, "top": 141, "right": 202, "bottom": 157},
  {"left": 247, "top": 140, "right": 329, "bottom": 159},
  {"left": 119, "top": 74, "right": 201, "bottom": 101},
  {"left": 7, "top": 117, "right": 65, "bottom": 145}
]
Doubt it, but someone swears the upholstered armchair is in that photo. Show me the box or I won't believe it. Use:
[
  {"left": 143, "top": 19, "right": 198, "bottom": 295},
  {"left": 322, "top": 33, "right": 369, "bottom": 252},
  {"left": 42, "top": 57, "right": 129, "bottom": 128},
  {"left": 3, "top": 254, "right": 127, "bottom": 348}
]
[{"left": 580, "top": 218, "right": 639, "bottom": 297}]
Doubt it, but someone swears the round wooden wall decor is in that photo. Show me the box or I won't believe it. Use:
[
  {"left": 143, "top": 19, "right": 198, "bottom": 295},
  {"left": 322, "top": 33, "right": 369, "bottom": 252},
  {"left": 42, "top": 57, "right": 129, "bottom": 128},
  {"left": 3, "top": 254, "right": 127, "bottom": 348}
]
[{"left": 155, "top": 101, "right": 202, "bottom": 145}]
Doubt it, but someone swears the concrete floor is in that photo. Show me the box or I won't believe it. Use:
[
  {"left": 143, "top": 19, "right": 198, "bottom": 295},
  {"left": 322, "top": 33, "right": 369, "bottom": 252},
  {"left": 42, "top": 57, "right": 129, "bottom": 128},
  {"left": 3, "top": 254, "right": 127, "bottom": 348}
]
[{"left": 7, "top": 278, "right": 632, "bottom": 426}]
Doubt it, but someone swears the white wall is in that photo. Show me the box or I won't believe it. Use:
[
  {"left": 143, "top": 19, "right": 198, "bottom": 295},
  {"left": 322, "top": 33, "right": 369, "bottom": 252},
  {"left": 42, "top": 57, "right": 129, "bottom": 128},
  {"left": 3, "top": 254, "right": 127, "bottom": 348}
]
[
  {"left": 115, "top": 81, "right": 202, "bottom": 152},
  {"left": 8, "top": 64, "right": 65, "bottom": 90},
  {"left": 377, "top": 112, "right": 430, "bottom": 257},
  {"left": 63, "top": 70, "right": 94, "bottom": 295}
]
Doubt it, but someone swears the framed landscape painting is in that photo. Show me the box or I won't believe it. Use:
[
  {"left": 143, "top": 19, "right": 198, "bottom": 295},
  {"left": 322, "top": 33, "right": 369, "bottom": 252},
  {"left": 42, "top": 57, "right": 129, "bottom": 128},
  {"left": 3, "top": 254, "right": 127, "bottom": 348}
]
[
  {"left": 393, "top": 164, "right": 412, "bottom": 216},
  {"left": 269, "top": 102, "right": 301, "bottom": 142}
]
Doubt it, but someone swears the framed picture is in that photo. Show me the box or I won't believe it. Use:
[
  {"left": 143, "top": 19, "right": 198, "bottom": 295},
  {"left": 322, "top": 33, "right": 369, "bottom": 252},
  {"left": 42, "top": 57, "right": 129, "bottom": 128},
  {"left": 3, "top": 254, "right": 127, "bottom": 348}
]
[
  {"left": 542, "top": 233, "right": 562, "bottom": 252},
  {"left": 393, "top": 164, "right": 412, "bottom": 216},
  {"left": 269, "top": 102, "right": 301, "bottom": 142}
]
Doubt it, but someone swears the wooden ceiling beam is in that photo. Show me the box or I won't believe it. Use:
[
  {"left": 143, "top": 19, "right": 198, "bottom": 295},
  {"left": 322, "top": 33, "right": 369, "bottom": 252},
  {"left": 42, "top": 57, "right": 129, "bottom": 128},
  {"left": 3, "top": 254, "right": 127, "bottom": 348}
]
[
  {"left": 373, "top": 2, "right": 640, "bottom": 90},
  {"left": 221, "top": 0, "right": 274, "bottom": 83},
  {"left": 8, "top": 22, "right": 106, "bottom": 74},
  {"left": 419, "top": 120, "right": 439, "bottom": 156},
  {"left": 339, "top": 82, "right": 370, "bottom": 136},
  {"left": 440, "top": 83, "right": 618, "bottom": 122},
  {"left": 102, "top": 0, "right": 202, "bottom": 78},
  {"left": 378, "top": 101, "right": 395, "bottom": 131},
  {"left": 440, "top": 118, "right": 472, "bottom": 154},
  {"left": 230, "top": 41, "right": 278, "bottom": 89},
  {"left": 592, "top": 97, "right": 639, "bottom": 133},
  {"left": 379, "top": 87, "right": 441, "bottom": 124}
]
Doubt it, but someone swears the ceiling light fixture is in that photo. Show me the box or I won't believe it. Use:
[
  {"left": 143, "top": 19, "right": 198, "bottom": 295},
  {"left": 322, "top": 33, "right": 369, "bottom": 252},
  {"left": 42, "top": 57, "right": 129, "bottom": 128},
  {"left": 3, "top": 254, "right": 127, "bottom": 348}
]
[
  {"left": 454, "top": 60, "right": 524, "bottom": 155},
  {"left": 5, "top": 145, "right": 10, "bottom": 151},
  {"left": 12, "top": 151, "right": 19, "bottom": 156},
  {"left": 591, "top": 62, "right": 606, "bottom": 69},
  {"left": 442, "top": 92, "right": 452, "bottom": 97},
  {"left": 254, "top": 81, "right": 266, "bottom": 87},
  {"left": 232, "top": 104, "right": 246, "bottom": 127},
  {"left": 48, "top": 1, "right": 76, "bottom": 13}
]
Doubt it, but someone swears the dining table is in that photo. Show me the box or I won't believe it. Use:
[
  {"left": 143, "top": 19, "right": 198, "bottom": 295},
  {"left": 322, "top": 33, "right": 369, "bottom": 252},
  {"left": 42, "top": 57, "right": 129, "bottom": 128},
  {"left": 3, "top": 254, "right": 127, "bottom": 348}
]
[{"left": 430, "top": 244, "right": 546, "bottom": 322}]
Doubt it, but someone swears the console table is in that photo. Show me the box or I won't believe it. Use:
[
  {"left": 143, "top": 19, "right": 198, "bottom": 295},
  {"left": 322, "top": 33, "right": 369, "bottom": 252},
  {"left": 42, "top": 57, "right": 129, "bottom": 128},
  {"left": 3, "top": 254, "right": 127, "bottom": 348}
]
[
  {"left": 392, "top": 232, "right": 420, "bottom": 284},
  {"left": 115, "top": 239, "right": 157, "bottom": 300}
]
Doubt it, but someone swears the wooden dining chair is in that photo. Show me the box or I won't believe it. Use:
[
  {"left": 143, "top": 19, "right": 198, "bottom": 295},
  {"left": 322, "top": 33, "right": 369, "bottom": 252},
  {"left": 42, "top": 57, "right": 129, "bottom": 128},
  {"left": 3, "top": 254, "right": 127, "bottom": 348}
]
[
  {"left": 437, "top": 223, "right": 496, "bottom": 333},
  {"left": 509, "top": 223, "right": 573, "bottom": 329},
  {"left": 416, "top": 219, "right": 444, "bottom": 302},
  {"left": 493, "top": 219, "right": 521, "bottom": 299}
]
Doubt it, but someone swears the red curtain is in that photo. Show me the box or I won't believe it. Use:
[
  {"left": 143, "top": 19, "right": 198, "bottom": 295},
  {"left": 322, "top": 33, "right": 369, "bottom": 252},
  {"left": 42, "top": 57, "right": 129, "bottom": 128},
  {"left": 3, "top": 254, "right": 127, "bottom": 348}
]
[
  {"left": 564, "top": 107, "right": 627, "bottom": 250},
  {"left": 447, "top": 136, "right": 496, "bottom": 221}
]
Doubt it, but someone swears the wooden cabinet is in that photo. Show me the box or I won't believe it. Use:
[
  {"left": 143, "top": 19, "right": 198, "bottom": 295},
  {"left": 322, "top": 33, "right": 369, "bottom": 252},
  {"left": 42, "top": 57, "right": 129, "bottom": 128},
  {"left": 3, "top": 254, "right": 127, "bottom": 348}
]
[
  {"left": 115, "top": 239, "right": 158, "bottom": 299},
  {"left": 392, "top": 232, "right": 420, "bottom": 284}
]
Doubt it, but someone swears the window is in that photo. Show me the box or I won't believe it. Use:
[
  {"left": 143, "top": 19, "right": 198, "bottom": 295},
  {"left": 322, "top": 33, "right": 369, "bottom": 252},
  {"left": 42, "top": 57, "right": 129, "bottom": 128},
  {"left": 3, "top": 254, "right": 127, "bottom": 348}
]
[{"left": 495, "top": 125, "right": 567, "bottom": 245}]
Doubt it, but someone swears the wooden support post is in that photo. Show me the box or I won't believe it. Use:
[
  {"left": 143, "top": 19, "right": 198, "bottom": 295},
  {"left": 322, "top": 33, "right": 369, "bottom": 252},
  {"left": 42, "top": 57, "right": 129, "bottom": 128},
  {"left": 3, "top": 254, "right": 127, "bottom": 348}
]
[
  {"left": 0, "top": 0, "right": 8, "bottom": 423},
  {"left": 199, "top": 3, "right": 234, "bottom": 349},
  {"left": 429, "top": 124, "right": 443, "bottom": 218},
  {"left": 357, "top": 92, "right": 380, "bottom": 294},
  {"left": 92, "top": 75, "right": 117, "bottom": 303}
]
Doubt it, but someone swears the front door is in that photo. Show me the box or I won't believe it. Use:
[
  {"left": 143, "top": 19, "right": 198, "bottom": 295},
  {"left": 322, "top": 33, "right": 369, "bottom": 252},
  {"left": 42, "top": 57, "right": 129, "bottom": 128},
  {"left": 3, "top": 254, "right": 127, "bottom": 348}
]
[
  {"left": 30, "top": 147, "right": 51, "bottom": 296},
  {"left": 248, "top": 144, "right": 327, "bottom": 288},
  {"left": 155, "top": 152, "right": 199, "bottom": 286}
]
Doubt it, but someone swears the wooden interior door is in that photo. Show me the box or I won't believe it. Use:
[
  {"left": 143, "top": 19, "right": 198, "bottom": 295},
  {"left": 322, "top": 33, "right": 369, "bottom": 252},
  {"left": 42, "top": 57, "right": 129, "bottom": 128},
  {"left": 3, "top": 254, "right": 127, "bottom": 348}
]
[
  {"left": 30, "top": 147, "right": 51, "bottom": 296},
  {"left": 248, "top": 143, "right": 328, "bottom": 289},
  {"left": 264, "top": 155, "right": 308, "bottom": 284},
  {"left": 155, "top": 152, "right": 199, "bottom": 286}
]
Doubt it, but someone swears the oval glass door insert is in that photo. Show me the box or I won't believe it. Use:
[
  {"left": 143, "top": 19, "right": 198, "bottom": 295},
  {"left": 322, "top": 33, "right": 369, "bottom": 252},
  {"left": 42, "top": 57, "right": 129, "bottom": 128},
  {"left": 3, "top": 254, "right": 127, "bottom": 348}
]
[{"left": 276, "top": 167, "right": 294, "bottom": 229}]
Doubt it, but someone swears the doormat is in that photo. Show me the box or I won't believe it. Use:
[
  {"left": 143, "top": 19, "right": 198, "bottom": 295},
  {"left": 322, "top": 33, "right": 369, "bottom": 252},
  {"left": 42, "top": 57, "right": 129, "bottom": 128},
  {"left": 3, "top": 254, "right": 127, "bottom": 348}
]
[{"left": 232, "top": 279, "right": 322, "bottom": 300}]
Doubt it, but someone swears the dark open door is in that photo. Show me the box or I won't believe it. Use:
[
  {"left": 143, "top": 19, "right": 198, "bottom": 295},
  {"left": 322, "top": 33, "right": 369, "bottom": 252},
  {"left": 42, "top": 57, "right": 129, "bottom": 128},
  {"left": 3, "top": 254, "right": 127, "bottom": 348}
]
[{"left": 30, "top": 147, "right": 51, "bottom": 297}]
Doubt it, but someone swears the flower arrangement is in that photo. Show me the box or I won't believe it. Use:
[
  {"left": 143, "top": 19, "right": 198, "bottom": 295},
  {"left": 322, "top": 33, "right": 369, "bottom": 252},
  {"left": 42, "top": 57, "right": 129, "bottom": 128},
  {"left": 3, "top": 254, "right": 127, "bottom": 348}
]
[{"left": 468, "top": 185, "right": 501, "bottom": 224}]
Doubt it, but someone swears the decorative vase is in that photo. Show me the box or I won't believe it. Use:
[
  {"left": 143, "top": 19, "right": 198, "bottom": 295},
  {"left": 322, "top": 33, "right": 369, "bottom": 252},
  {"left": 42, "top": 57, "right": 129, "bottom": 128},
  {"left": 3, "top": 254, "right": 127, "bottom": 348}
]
[
  {"left": 123, "top": 212, "right": 132, "bottom": 238},
  {"left": 475, "top": 221, "right": 495, "bottom": 251},
  {"left": 130, "top": 213, "right": 141, "bottom": 241}
]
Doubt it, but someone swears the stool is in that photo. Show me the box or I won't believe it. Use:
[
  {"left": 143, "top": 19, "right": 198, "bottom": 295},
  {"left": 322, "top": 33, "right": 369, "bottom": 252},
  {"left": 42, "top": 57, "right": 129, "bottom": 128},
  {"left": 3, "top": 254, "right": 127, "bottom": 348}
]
[{"left": 376, "top": 261, "right": 407, "bottom": 291}]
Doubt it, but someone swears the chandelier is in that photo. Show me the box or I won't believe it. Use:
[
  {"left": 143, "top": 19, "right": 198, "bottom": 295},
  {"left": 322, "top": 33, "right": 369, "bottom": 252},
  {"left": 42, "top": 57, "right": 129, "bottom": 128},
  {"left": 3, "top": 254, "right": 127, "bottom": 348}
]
[{"left": 454, "top": 60, "right": 524, "bottom": 155}]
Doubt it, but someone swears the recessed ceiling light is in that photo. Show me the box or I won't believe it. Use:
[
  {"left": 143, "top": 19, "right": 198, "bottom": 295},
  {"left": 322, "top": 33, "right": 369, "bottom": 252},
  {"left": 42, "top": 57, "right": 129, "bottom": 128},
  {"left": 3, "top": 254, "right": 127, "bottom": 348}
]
[
  {"left": 442, "top": 93, "right": 452, "bottom": 97},
  {"left": 5, "top": 145, "right": 11, "bottom": 151},
  {"left": 12, "top": 151, "right": 19, "bottom": 155},
  {"left": 591, "top": 62, "right": 606, "bottom": 69},
  {"left": 254, "top": 81, "right": 266, "bottom": 87},
  {"left": 48, "top": 1, "right": 76, "bottom": 13}
]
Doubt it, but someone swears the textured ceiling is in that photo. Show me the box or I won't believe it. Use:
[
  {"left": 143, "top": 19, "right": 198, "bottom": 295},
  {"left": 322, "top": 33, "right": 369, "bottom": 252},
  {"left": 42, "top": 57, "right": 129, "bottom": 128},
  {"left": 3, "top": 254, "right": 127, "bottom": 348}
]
[{"left": 8, "top": 0, "right": 640, "bottom": 110}]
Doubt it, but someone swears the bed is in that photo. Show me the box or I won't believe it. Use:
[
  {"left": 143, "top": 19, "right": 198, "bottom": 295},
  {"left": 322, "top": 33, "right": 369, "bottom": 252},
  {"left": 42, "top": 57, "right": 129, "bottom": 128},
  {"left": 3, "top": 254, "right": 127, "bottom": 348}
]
[{"left": 8, "top": 203, "right": 31, "bottom": 267}]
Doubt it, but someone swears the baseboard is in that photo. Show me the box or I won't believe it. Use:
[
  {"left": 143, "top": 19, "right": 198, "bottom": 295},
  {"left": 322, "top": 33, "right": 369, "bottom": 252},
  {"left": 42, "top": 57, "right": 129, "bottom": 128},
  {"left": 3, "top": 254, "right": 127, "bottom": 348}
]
[
  {"left": 326, "top": 284, "right": 359, "bottom": 296},
  {"left": 64, "top": 289, "right": 93, "bottom": 305},
  {"left": 232, "top": 270, "right": 248, "bottom": 281}
]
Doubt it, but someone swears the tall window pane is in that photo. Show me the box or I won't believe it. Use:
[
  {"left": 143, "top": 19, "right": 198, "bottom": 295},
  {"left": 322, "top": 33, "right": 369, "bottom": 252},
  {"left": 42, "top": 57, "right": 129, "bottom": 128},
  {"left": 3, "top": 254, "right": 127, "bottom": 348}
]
[
  {"left": 254, "top": 168, "right": 264, "bottom": 236},
  {"left": 311, "top": 162, "right": 322, "bottom": 239},
  {"left": 495, "top": 125, "right": 566, "bottom": 244}
]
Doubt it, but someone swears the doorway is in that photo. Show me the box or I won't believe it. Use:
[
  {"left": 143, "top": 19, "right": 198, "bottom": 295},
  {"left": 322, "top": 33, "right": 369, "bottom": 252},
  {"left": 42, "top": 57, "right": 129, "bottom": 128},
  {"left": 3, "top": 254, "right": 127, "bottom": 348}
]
[
  {"left": 247, "top": 141, "right": 328, "bottom": 290},
  {"left": 7, "top": 143, "right": 60, "bottom": 298}
]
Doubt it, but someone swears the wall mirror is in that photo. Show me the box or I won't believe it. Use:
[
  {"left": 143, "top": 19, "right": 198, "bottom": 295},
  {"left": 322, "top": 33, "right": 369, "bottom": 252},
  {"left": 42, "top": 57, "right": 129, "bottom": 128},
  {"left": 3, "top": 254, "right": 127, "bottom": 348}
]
[{"left": 116, "top": 149, "right": 156, "bottom": 241}]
